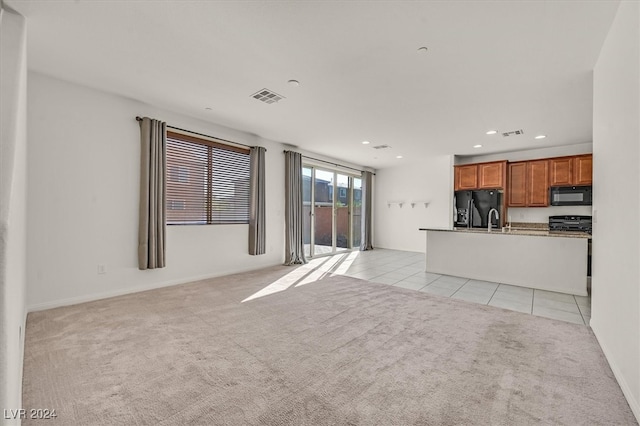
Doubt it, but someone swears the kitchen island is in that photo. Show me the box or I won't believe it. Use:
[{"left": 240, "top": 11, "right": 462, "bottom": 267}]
[{"left": 419, "top": 228, "right": 590, "bottom": 296}]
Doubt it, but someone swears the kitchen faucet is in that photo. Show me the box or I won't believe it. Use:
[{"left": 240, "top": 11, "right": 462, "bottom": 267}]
[{"left": 488, "top": 208, "right": 499, "bottom": 232}]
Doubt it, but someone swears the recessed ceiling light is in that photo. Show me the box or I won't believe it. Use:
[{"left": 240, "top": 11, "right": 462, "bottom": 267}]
[
  {"left": 205, "top": 107, "right": 212, "bottom": 110},
  {"left": 473, "top": 144, "right": 483, "bottom": 148},
  {"left": 486, "top": 130, "right": 498, "bottom": 135},
  {"left": 396, "top": 155, "right": 403, "bottom": 159},
  {"left": 288, "top": 80, "right": 300, "bottom": 87},
  {"left": 534, "top": 135, "right": 547, "bottom": 139},
  {"left": 362, "top": 141, "right": 370, "bottom": 145},
  {"left": 418, "top": 47, "right": 428, "bottom": 53}
]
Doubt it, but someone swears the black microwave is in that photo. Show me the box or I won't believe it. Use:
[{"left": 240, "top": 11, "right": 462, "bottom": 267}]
[{"left": 549, "top": 186, "right": 592, "bottom": 206}]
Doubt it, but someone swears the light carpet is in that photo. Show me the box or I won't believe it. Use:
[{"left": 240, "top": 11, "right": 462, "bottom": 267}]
[{"left": 22, "top": 265, "right": 636, "bottom": 425}]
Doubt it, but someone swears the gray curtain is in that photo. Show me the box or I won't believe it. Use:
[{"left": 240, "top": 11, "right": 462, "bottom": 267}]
[
  {"left": 249, "top": 146, "right": 266, "bottom": 255},
  {"left": 138, "top": 117, "right": 167, "bottom": 270},
  {"left": 360, "top": 170, "right": 374, "bottom": 251},
  {"left": 284, "top": 151, "right": 307, "bottom": 265}
]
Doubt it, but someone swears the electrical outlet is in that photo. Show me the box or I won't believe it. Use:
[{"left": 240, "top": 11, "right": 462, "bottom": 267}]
[{"left": 97, "top": 264, "right": 107, "bottom": 274}]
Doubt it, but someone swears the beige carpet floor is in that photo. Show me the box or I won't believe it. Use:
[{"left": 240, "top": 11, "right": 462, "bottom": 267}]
[{"left": 23, "top": 265, "right": 636, "bottom": 425}]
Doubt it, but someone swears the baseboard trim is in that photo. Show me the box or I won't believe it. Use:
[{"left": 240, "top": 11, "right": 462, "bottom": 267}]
[
  {"left": 27, "top": 263, "right": 283, "bottom": 313},
  {"left": 591, "top": 318, "right": 640, "bottom": 423}
]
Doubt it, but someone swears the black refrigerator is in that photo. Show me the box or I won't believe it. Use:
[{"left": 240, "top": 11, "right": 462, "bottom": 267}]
[{"left": 454, "top": 189, "right": 502, "bottom": 229}]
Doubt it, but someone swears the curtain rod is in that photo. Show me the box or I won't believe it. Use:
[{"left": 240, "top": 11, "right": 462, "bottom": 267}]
[
  {"left": 284, "top": 150, "right": 375, "bottom": 175},
  {"left": 136, "top": 116, "right": 260, "bottom": 151}
]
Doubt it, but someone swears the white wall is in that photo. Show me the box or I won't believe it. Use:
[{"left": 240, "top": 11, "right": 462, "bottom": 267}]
[
  {"left": 457, "top": 142, "right": 593, "bottom": 224},
  {"left": 27, "top": 72, "right": 291, "bottom": 310},
  {"left": 506, "top": 206, "right": 592, "bottom": 224},
  {"left": 592, "top": 1, "right": 640, "bottom": 421},
  {"left": 0, "top": 8, "right": 28, "bottom": 423},
  {"left": 374, "top": 156, "right": 453, "bottom": 252}
]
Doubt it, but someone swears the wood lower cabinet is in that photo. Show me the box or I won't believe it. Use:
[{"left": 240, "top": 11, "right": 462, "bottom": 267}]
[
  {"left": 478, "top": 161, "right": 507, "bottom": 189},
  {"left": 526, "top": 160, "right": 549, "bottom": 206},
  {"left": 454, "top": 164, "right": 478, "bottom": 190},
  {"left": 549, "top": 154, "right": 592, "bottom": 186},
  {"left": 573, "top": 155, "right": 593, "bottom": 185},
  {"left": 507, "top": 160, "right": 549, "bottom": 207},
  {"left": 508, "top": 162, "right": 527, "bottom": 206}
]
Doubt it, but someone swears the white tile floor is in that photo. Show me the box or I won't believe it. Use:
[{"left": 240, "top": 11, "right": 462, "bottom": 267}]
[{"left": 308, "top": 248, "right": 591, "bottom": 326}]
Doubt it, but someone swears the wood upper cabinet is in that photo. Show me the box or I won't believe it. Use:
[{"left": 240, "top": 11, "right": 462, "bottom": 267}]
[
  {"left": 507, "top": 160, "right": 549, "bottom": 207},
  {"left": 573, "top": 155, "right": 593, "bottom": 185},
  {"left": 507, "top": 162, "right": 527, "bottom": 207},
  {"left": 549, "top": 157, "right": 573, "bottom": 186},
  {"left": 454, "top": 164, "right": 478, "bottom": 190},
  {"left": 478, "top": 161, "right": 507, "bottom": 189},
  {"left": 455, "top": 161, "right": 506, "bottom": 190},
  {"left": 526, "top": 160, "right": 549, "bottom": 206},
  {"left": 549, "top": 154, "right": 592, "bottom": 186}
]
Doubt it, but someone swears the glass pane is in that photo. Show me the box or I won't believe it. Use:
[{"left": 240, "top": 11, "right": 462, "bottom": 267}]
[
  {"left": 302, "top": 167, "right": 312, "bottom": 257},
  {"left": 336, "top": 174, "right": 350, "bottom": 251},
  {"left": 314, "top": 169, "right": 334, "bottom": 256},
  {"left": 166, "top": 138, "right": 208, "bottom": 224},
  {"left": 352, "top": 177, "right": 362, "bottom": 248}
]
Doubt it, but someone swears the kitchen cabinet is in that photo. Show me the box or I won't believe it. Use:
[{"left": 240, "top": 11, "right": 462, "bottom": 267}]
[
  {"left": 507, "top": 160, "right": 549, "bottom": 207},
  {"left": 573, "top": 155, "right": 593, "bottom": 185},
  {"left": 549, "top": 154, "right": 592, "bottom": 186},
  {"left": 549, "top": 157, "right": 573, "bottom": 186},
  {"left": 454, "top": 161, "right": 506, "bottom": 190},
  {"left": 478, "top": 161, "right": 507, "bottom": 189},
  {"left": 454, "top": 164, "right": 478, "bottom": 190},
  {"left": 527, "top": 159, "right": 549, "bottom": 206},
  {"left": 507, "top": 162, "right": 527, "bottom": 206}
]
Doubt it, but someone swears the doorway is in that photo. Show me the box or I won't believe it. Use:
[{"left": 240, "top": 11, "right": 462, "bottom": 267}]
[{"left": 302, "top": 166, "right": 362, "bottom": 258}]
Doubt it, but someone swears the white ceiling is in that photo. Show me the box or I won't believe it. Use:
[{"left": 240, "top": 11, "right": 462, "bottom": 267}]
[{"left": 8, "top": 0, "right": 619, "bottom": 169}]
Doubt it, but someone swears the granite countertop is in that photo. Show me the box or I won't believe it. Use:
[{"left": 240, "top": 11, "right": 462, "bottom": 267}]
[{"left": 418, "top": 227, "right": 591, "bottom": 239}]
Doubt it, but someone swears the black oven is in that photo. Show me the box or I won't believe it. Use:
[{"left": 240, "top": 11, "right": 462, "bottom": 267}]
[{"left": 549, "top": 185, "right": 592, "bottom": 206}]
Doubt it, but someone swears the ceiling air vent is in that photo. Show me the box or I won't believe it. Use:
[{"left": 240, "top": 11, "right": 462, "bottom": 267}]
[
  {"left": 502, "top": 129, "right": 524, "bottom": 137},
  {"left": 251, "top": 88, "right": 285, "bottom": 104},
  {"left": 372, "top": 144, "right": 391, "bottom": 150}
]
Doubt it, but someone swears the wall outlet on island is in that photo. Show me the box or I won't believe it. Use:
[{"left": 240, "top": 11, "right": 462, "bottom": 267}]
[{"left": 97, "top": 264, "right": 107, "bottom": 275}]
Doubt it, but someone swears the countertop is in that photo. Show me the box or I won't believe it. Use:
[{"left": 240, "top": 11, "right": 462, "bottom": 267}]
[{"left": 418, "top": 227, "right": 592, "bottom": 239}]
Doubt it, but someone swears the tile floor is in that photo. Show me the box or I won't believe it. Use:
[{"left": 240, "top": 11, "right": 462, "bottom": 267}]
[{"left": 308, "top": 248, "right": 590, "bottom": 326}]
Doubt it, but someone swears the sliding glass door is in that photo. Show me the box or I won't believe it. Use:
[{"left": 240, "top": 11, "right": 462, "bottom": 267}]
[
  {"left": 302, "top": 167, "right": 313, "bottom": 258},
  {"left": 303, "top": 166, "right": 361, "bottom": 257},
  {"left": 335, "top": 173, "right": 350, "bottom": 253},
  {"left": 313, "top": 169, "right": 334, "bottom": 255},
  {"left": 352, "top": 177, "right": 362, "bottom": 249}
]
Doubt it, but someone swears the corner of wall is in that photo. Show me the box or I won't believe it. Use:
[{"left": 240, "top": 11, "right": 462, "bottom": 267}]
[
  {"left": 591, "top": 0, "right": 640, "bottom": 423},
  {"left": 0, "top": 7, "right": 28, "bottom": 424},
  {"left": 590, "top": 319, "right": 640, "bottom": 421}
]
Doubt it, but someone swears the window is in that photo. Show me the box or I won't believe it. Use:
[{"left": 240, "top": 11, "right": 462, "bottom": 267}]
[{"left": 166, "top": 131, "right": 250, "bottom": 225}]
